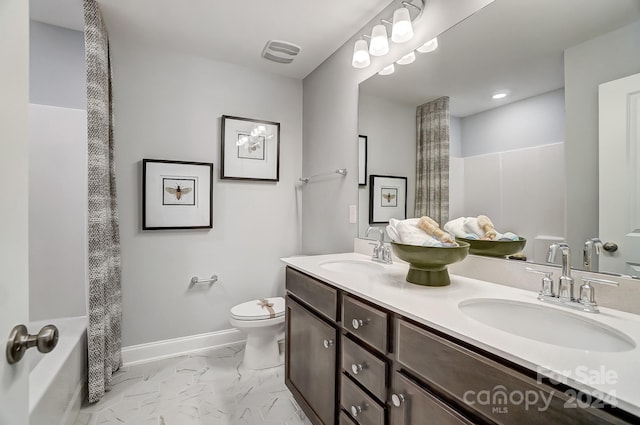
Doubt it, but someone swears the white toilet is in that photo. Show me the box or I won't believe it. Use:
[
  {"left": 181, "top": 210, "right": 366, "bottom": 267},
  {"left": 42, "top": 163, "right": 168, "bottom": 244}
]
[{"left": 229, "top": 296, "right": 285, "bottom": 370}]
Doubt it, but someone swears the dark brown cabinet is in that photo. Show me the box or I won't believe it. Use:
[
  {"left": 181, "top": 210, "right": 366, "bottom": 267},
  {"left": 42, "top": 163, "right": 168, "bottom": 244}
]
[
  {"left": 285, "top": 266, "right": 638, "bottom": 425},
  {"left": 286, "top": 296, "right": 338, "bottom": 425},
  {"left": 389, "top": 371, "right": 473, "bottom": 425}
]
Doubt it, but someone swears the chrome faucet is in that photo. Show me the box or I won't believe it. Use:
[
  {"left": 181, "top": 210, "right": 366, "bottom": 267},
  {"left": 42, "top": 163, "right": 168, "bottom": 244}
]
[
  {"left": 528, "top": 243, "right": 620, "bottom": 313},
  {"left": 365, "top": 227, "right": 392, "bottom": 264},
  {"left": 547, "top": 243, "right": 574, "bottom": 301},
  {"left": 583, "top": 238, "right": 603, "bottom": 272}
]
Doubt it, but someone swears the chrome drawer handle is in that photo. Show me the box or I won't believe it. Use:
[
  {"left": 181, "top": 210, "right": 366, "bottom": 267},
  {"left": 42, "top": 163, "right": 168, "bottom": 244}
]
[
  {"left": 351, "top": 363, "right": 365, "bottom": 375},
  {"left": 350, "top": 405, "right": 363, "bottom": 417},
  {"left": 391, "top": 393, "right": 405, "bottom": 407},
  {"left": 322, "top": 339, "right": 334, "bottom": 349},
  {"left": 351, "top": 318, "right": 367, "bottom": 330}
]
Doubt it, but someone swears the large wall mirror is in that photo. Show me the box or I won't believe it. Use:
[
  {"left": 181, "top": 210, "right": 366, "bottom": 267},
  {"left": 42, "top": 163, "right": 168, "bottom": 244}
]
[{"left": 358, "top": 0, "right": 640, "bottom": 275}]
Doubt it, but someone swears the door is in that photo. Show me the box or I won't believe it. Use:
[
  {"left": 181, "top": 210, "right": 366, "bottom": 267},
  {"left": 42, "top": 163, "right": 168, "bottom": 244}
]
[
  {"left": 0, "top": 1, "right": 31, "bottom": 424},
  {"left": 286, "top": 297, "right": 337, "bottom": 425},
  {"left": 599, "top": 72, "right": 640, "bottom": 275}
]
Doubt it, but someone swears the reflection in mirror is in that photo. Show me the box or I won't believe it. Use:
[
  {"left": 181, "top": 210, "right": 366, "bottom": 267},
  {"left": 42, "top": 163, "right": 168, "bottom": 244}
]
[{"left": 357, "top": 0, "right": 640, "bottom": 275}]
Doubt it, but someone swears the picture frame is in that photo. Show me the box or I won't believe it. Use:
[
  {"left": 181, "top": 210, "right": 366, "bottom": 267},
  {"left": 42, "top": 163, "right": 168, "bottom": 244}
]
[
  {"left": 369, "top": 174, "right": 407, "bottom": 224},
  {"left": 221, "top": 115, "right": 280, "bottom": 181},
  {"left": 142, "top": 159, "right": 213, "bottom": 230},
  {"left": 358, "top": 135, "right": 368, "bottom": 186}
]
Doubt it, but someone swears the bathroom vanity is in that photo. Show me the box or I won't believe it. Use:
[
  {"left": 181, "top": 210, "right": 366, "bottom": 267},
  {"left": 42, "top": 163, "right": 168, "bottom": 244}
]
[{"left": 282, "top": 253, "right": 640, "bottom": 425}]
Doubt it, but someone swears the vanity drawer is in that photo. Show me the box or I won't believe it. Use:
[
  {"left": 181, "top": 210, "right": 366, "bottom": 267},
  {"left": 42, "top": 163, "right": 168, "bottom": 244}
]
[
  {"left": 286, "top": 267, "right": 338, "bottom": 321},
  {"left": 341, "top": 375, "right": 385, "bottom": 425},
  {"left": 396, "top": 319, "right": 629, "bottom": 425},
  {"left": 342, "top": 295, "right": 388, "bottom": 353},
  {"left": 390, "top": 371, "right": 474, "bottom": 425},
  {"left": 342, "top": 336, "right": 387, "bottom": 401},
  {"left": 340, "top": 411, "right": 356, "bottom": 425}
]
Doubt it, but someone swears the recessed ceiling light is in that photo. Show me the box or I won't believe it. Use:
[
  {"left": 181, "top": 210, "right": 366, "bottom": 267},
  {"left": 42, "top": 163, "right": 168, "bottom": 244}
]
[{"left": 492, "top": 92, "right": 509, "bottom": 99}]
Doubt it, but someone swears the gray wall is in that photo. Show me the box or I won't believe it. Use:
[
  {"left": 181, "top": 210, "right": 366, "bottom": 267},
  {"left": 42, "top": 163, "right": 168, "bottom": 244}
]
[
  {"left": 358, "top": 94, "right": 416, "bottom": 237},
  {"left": 109, "top": 39, "right": 303, "bottom": 346},
  {"left": 29, "top": 21, "right": 85, "bottom": 109},
  {"left": 460, "top": 88, "right": 565, "bottom": 157},
  {"left": 302, "top": 0, "right": 494, "bottom": 254},
  {"left": 564, "top": 20, "right": 640, "bottom": 268}
]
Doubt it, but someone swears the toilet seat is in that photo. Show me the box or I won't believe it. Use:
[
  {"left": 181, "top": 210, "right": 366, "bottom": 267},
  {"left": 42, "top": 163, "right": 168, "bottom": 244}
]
[{"left": 230, "top": 297, "right": 285, "bottom": 321}]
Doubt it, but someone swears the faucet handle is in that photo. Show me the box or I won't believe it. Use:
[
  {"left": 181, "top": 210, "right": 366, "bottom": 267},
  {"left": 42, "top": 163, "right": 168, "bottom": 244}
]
[
  {"left": 578, "top": 277, "right": 618, "bottom": 311},
  {"left": 526, "top": 267, "right": 554, "bottom": 297}
]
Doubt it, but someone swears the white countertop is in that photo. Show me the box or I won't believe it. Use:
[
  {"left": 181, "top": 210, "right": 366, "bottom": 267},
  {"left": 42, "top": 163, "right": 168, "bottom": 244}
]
[{"left": 281, "top": 252, "right": 640, "bottom": 418}]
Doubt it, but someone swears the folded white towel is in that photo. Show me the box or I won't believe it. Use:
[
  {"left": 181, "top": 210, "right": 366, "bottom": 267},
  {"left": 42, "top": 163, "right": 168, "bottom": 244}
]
[
  {"left": 463, "top": 217, "right": 484, "bottom": 238},
  {"left": 395, "top": 220, "right": 431, "bottom": 245},
  {"left": 444, "top": 217, "right": 467, "bottom": 238},
  {"left": 385, "top": 224, "right": 401, "bottom": 242}
]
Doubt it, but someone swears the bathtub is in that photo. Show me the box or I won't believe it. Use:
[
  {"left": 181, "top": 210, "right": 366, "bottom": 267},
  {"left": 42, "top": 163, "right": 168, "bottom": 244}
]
[{"left": 29, "top": 316, "right": 87, "bottom": 425}]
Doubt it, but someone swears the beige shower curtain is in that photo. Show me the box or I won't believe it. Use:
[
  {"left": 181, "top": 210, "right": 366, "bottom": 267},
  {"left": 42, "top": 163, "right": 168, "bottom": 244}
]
[
  {"left": 415, "top": 96, "right": 450, "bottom": 225},
  {"left": 85, "top": 0, "right": 122, "bottom": 403}
]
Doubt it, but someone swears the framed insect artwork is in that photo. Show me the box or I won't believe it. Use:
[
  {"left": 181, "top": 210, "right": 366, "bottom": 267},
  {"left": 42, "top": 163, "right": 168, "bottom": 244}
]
[
  {"left": 221, "top": 115, "right": 280, "bottom": 181},
  {"left": 142, "top": 159, "right": 213, "bottom": 230},
  {"left": 369, "top": 174, "right": 407, "bottom": 224}
]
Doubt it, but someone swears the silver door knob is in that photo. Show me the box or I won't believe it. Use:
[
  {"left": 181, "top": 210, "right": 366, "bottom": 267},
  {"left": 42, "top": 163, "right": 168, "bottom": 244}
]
[
  {"left": 391, "top": 393, "right": 405, "bottom": 407},
  {"left": 6, "top": 324, "right": 59, "bottom": 365},
  {"left": 351, "top": 318, "right": 367, "bottom": 330},
  {"left": 350, "top": 405, "right": 363, "bottom": 417},
  {"left": 322, "top": 339, "right": 334, "bottom": 349},
  {"left": 351, "top": 363, "right": 365, "bottom": 375}
]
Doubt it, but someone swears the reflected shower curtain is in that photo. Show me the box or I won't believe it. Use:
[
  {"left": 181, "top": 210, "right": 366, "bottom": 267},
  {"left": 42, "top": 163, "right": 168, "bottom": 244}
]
[
  {"left": 415, "top": 96, "right": 450, "bottom": 225},
  {"left": 85, "top": 0, "right": 122, "bottom": 403}
]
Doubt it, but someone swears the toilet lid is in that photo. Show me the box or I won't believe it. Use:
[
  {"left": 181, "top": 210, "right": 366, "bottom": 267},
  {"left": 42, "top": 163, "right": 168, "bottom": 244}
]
[{"left": 231, "top": 297, "right": 285, "bottom": 320}]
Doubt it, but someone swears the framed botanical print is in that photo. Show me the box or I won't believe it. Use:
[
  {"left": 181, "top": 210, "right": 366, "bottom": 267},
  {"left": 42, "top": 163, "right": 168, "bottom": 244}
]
[
  {"left": 142, "top": 159, "right": 213, "bottom": 230},
  {"left": 221, "top": 115, "right": 280, "bottom": 181},
  {"left": 369, "top": 174, "right": 407, "bottom": 224}
]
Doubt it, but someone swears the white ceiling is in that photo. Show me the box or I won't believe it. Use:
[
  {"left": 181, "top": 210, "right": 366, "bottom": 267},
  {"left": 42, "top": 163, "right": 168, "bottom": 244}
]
[
  {"left": 29, "top": 0, "right": 392, "bottom": 79},
  {"left": 359, "top": 0, "right": 640, "bottom": 117}
]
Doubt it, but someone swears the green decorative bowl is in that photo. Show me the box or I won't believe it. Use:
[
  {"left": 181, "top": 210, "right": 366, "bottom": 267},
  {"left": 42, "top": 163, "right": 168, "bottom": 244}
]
[
  {"left": 390, "top": 241, "right": 470, "bottom": 287},
  {"left": 455, "top": 237, "right": 527, "bottom": 257}
]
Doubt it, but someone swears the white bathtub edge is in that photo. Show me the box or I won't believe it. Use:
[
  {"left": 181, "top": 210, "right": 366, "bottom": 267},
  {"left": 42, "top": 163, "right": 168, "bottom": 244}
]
[
  {"left": 60, "top": 379, "right": 85, "bottom": 425},
  {"left": 121, "top": 328, "right": 245, "bottom": 367}
]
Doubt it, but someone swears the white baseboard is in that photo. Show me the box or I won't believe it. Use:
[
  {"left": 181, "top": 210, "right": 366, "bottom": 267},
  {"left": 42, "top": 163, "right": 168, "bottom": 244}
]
[{"left": 122, "top": 328, "right": 245, "bottom": 367}]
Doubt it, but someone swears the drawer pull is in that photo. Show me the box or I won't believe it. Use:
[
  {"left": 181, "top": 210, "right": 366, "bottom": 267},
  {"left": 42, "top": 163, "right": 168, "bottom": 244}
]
[
  {"left": 323, "top": 339, "right": 334, "bottom": 349},
  {"left": 351, "top": 363, "right": 365, "bottom": 375},
  {"left": 351, "top": 318, "right": 368, "bottom": 330},
  {"left": 350, "top": 405, "right": 363, "bottom": 417},
  {"left": 391, "top": 393, "right": 405, "bottom": 407}
]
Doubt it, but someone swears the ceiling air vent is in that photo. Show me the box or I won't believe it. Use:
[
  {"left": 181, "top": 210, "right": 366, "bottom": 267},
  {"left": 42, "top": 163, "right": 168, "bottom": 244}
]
[{"left": 262, "top": 40, "right": 301, "bottom": 64}]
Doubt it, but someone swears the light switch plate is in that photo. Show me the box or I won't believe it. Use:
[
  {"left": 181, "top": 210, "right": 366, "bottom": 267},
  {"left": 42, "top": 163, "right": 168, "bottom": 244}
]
[{"left": 349, "top": 205, "right": 357, "bottom": 223}]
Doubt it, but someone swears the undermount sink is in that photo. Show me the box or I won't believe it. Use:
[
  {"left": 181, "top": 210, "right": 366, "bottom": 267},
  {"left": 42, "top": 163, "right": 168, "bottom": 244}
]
[
  {"left": 459, "top": 298, "right": 636, "bottom": 353},
  {"left": 319, "top": 260, "right": 385, "bottom": 275}
]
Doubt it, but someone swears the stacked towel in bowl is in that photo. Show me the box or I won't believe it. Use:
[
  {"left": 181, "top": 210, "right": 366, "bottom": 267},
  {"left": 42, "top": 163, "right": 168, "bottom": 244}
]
[
  {"left": 444, "top": 215, "right": 519, "bottom": 241},
  {"left": 386, "top": 217, "right": 458, "bottom": 247}
]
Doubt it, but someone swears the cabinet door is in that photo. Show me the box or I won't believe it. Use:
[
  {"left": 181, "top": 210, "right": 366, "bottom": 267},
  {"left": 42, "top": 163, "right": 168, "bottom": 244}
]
[
  {"left": 286, "top": 296, "right": 337, "bottom": 425},
  {"left": 390, "top": 371, "right": 474, "bottom": 425}
]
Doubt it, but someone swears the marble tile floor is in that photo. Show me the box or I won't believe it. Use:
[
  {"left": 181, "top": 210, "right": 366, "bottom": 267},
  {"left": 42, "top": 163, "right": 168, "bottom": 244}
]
[{"left": 73, "top": 344, "right": 313, "bottom": 425}]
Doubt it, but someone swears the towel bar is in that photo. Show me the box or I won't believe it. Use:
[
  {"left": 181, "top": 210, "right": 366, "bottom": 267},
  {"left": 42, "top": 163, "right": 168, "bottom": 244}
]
[{"left": 189, "top": 275, "right": 218, "bottom": 288}]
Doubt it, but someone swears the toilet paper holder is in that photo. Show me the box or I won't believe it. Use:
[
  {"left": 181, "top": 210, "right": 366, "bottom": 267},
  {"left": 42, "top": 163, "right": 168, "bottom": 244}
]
[{"left": 189, "top": 275, "right": 218, "bottom": 288}]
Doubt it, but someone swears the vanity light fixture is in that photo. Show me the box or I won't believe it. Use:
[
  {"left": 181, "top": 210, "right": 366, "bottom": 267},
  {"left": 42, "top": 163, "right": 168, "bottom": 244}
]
[
  {"left": 396, "top": 51, "right": 416, "bottom": 65},
  {"left": 417, "top": 37, "right": 438, "bottom": 53},
  {"left": 391, "top": 5, "right": 414, "bottom": 43},
  {"left": 369, "top": 24, "right": 390, "bottom": 56},
  {"left": 350, "top": 0, "right": 425, "bottom": 69},
  {"left": 378, "top": 63, "right": 395, "bottom": 75},
  {"left": 352, "top": 38, "right": 371, "bottom": 69}
]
